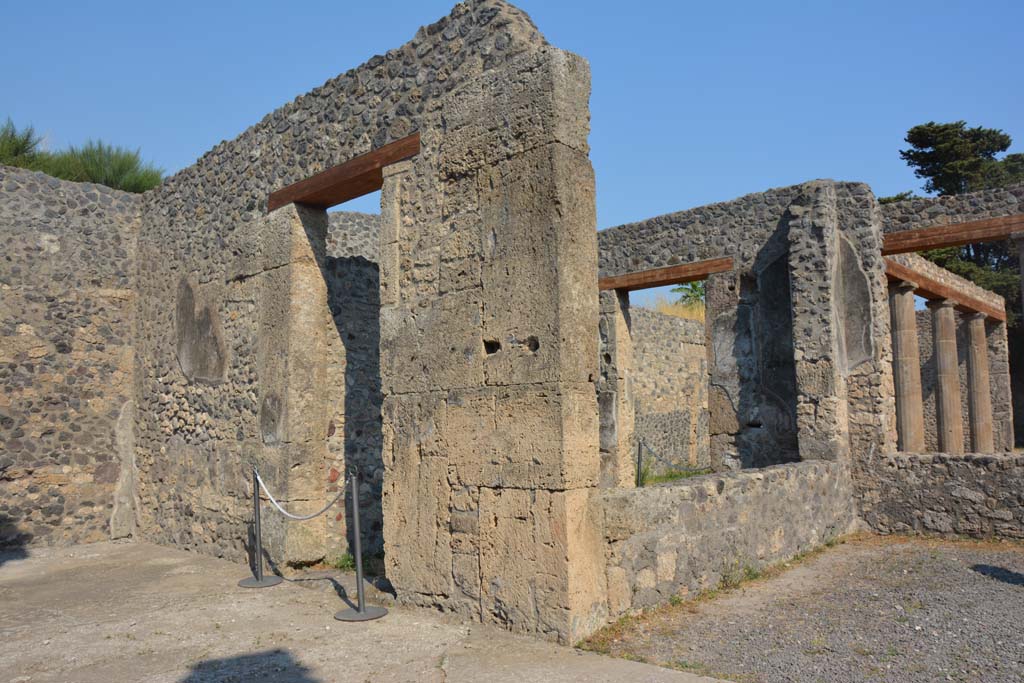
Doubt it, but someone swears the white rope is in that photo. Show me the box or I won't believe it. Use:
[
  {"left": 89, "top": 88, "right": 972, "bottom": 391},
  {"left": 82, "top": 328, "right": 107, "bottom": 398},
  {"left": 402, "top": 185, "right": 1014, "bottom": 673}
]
[{"left": 255, "top": 468, "right": 347, "bottom": 521}]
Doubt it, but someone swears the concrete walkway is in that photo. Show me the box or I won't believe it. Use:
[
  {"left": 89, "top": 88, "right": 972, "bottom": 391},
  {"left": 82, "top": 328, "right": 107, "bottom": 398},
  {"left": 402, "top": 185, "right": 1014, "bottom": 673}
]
[{"left": 0, "top": 542, "right": 719, "bottom": 683}]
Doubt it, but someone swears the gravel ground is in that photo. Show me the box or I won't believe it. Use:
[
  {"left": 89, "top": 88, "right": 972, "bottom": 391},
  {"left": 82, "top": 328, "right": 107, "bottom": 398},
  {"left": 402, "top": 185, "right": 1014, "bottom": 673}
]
[{"left": 583, "top": 536, "right": 1024, "bottom": 683}]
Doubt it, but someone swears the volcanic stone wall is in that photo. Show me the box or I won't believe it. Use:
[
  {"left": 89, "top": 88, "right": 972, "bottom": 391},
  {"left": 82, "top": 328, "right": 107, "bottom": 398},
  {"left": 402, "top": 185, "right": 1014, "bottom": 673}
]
[
  {"left": 0, "top": 166, "right": 139, "bottom": 548},
  {"left": 597, "top": 460, "right": 855, "bottom": 617},
  {"left": 880, "top": 183, "right": 1024, "bottom": 234},
  {"left": 323, "top": 211, "right": 384, "bottom": 557},
  {"left": 629, "top": 308, "right": 709, "bottom": 471},
  {"left": 129, "top": 0, "right": 549, "bottom": 565},
  {"left": 858, "top": 452, "right": 1024, "bottom": 538},
  {"left": 599, "top": 181, "right": 897, "bottom": 470}
]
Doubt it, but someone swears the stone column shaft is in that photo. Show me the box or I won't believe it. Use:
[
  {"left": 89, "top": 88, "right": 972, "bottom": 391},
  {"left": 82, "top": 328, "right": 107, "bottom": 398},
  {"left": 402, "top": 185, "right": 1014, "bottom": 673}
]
[
  {"left": 889, "top": 281, "right": 925, "bottom": 452},
  {"left": 965, "top": 313, "right": 994, "bottom": 453},
  {"left": 927, "top": 299, "right": 964, "bottom": 454}
]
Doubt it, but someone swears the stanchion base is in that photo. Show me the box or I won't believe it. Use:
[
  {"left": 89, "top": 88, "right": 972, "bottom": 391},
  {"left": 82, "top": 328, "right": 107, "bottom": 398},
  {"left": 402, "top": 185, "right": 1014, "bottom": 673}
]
[
  {"left": 238, "top": 575, "right": 283, "bottom": 588},
  {"left": 334, "top": 605, "right": 388, "bottom": 622}
]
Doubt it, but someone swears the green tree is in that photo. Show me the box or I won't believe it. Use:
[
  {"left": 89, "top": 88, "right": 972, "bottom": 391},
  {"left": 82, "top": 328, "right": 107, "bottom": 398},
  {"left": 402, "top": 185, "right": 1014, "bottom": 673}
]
[
  {"left": 897, "top": 121, "right": 1023, "bottom": 326},
  {"left": 0, "top": 118, "right": 162, "bottom": 193},
  {"left": 671, "top": 280, "right": 705, "bottom": 305}
]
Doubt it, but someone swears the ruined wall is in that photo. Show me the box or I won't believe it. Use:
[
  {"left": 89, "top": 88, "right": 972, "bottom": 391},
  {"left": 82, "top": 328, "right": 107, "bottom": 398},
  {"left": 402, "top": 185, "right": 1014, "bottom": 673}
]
[
  {"left": 858, "top": 453, "right": 1024, "bottom": 538},
  {"left": 0, "top": 167, "right": 138, "bottom": 548},
  {"left": 597, "top": 461, "right": 855, "bottom": 617},
  {"left": 599, "top": 181, "right": 894, "bottom": 469},
  {"left": 380, "top": 47, "right": 606, "bottom": 643},
  {"left": 629, "top": 308, "right": 708, "bottom": 471},
  {"left": 323, "top": 211, "right": 384, "bottom": 557},
  {"left": 130, "top": 0, "right": 549, "bottom": 565},
  {"left": 880, "top": 183, "right": 1024, "bottom": 235}
]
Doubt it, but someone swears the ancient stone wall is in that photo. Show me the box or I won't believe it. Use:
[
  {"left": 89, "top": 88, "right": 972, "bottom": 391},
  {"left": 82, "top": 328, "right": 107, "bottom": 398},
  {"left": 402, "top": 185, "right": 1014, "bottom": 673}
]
[
  {"left": 379, "top": 47, "right": 606, "bottom": 643},
  {"left": 129, "top": 0, "right": 549, "bottom": 566},
  {"left": 323, "top": 211, "right": 384, "bottom": 557},
  {"left": 880, "top": 183, "right": 1024, "bottom": 234},
  {"left": 629, "top": 308, "right": 708, "bottom": 471},
  {"left": 597, "top": 461, "right": 855, "bottom": 617},
  {"left": 858, "top": 452, "right": 1024, "bottom": 538},
  {"left": 0, "top": 167, "right": 139, "bottom": 548}
]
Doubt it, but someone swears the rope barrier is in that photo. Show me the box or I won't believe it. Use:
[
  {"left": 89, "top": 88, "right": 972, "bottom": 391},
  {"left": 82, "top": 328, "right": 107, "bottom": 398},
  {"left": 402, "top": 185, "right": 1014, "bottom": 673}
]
[{"left": 255, "top": 468, "right": 347, "bottom": 521}]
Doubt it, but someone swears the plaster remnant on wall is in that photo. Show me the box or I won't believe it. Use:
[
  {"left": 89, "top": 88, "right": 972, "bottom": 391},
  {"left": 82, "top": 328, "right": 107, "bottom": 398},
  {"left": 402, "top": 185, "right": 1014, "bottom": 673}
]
[{"left": 175, "top": 275, "right": 228, "bottom": 385}]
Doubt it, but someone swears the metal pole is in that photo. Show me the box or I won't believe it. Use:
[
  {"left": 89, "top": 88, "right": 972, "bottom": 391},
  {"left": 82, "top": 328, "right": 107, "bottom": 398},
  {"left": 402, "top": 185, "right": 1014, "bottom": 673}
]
[
  {"left": 335, "top": 467, "right": 387, "bottom": 621},
  {"left": 239, "top": 466, "right": 282, "bottom": 588},
  {"left": 636, "top": 440, "right": 643, "bottom": 487}
]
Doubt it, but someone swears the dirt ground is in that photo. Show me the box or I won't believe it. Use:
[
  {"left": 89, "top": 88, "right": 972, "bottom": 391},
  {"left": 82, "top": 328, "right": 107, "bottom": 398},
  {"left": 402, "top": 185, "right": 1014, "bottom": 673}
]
[
  {"left": 582, "top": 535, "right": 1024, "bottom": 683},
  {"left": 0, "top": 541, "right": 721, "bottom": 683}
]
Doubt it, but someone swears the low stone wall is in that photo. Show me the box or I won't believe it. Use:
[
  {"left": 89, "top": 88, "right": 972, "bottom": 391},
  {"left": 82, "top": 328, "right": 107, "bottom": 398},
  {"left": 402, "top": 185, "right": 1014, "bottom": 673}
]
[
  {"left": 0, "top": 167, "right": 139, "bottom": 548},
  {"left": 630, "top": 308, "right": 708, "bottom": 471},
  {"left": 596, "top": 460, "right": 855, "bottom": 617},
  {"left": 858, "top": 453, "right": 1024, "bottom": 539}
]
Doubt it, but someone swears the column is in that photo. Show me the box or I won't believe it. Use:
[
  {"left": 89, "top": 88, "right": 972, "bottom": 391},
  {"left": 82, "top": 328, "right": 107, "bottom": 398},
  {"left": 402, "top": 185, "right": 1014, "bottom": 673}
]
[
  {"left": 888, "top": 281, "right": 925, "bottom": 452},
  {"left": 927, "top": 299, "right": 964, "bottom": 454},
  {"left": 965, "top": 313, "right": 994, "bottom": 453}
]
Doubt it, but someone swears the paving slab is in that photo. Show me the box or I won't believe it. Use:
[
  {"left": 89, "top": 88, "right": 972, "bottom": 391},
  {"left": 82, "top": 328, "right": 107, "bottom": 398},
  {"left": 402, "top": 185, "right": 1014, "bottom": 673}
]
[{"left": 0, "top": 541, "right": 721, "bottom": 683}]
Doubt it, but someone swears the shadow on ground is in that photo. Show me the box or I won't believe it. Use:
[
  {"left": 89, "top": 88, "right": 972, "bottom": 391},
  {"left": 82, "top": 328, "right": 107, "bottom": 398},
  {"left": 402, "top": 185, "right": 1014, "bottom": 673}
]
[
  {"left": 972, "top": 563, "right": 1024, "bottom": 586},
  {"left": 179, "top": 649, "right": 320, "bottom": 683},
  {"left": 0, "top": 512, "right": 29, "bottom": 567}
]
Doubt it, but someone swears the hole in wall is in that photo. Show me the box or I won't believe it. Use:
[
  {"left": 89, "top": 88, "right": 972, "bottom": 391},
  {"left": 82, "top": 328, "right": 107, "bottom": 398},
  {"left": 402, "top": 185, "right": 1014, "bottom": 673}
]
[
  {"left": 484, "top": 339, "right": 501, "bottom": 355},
  {"left": 526, "top": 336, "right": 540, "bottom": 352}
]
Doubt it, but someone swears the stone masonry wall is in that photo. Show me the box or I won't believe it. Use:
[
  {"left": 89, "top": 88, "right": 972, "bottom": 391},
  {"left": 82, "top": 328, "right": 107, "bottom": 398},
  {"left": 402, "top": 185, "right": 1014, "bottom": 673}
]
[
  {"left": 323, "top": 211, "right": 384, "bottom": 557},
  {"left": 596, "top": 461, "right": 855, "bottom": 617},
  {"left": 858, "top": 452, "right": 1024, "bottom": 539},
  {"left": 0, "top": 166, "right": 139, "bottom": 548},
  {"left": 379, "top": 47, "right": 606, "bottom": 643},
  {"left": 880, "top": 183, "right": 1024, "bottom": 235},
  {"left": 130, "top": 0, "right": 549, "bottom": 566},
  {"left": 629, "top": 308, "right": 708, "bottom": 471}
]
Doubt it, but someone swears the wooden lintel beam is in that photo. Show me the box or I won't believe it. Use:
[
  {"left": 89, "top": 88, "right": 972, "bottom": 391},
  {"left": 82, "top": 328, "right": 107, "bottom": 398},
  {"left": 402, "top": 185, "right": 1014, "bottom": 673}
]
[
  {"left": 598, "top": 256, "right": 734, "bottom": 292},
  {"left": 267, "top": 133, "right": 420, "bottom": 212},
  {"left": 884, "top": 258, "right": 1006, "bottom": 322},
  {"left": 882, "top": 213, "right": 1024, "bottom": 255}
]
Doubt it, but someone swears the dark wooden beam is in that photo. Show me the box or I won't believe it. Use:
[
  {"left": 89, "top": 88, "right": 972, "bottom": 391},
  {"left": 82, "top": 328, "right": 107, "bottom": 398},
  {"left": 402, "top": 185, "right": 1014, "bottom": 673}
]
[
  {"left": 882, "top": 213, "right": 1024, "bottom": 255},
  {"left": 267, "top": 133, "right": 420, "bottom": 212},
  {"left": 884, "top": 257, "right": 1006, "bottom": 322},
  {"left": 598, "top": 256, "right": 734, "bottom": 292}
]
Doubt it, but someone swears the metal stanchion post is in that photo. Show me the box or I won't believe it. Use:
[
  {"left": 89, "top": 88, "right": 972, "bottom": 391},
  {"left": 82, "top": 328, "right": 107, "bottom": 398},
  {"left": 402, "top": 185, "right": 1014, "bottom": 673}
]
[
  {"left": 239, "top": 466, "right": 282, "bottom": 588},
  {"left": 335, "top": 467, "right": 387, "bottom": 621}
]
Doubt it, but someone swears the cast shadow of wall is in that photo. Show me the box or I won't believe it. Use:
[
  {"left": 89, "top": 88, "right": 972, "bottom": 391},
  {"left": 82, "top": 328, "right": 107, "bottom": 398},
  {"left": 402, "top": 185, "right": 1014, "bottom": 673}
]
[
  {"left": 972, "top": 563, "right": 1024, "bottom": 586},
  {"left": 179, "top": 649, "right": 321, "bottom": 683},
  {"left": 0, "top": 512, "right": 30, "bottom": 568},
  {"left": 322, "top": 254, "right": 384, "bottom": 557}
]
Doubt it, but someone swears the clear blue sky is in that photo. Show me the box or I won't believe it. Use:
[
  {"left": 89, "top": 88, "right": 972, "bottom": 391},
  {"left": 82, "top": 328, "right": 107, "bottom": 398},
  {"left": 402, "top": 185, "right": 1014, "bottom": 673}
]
[{"left": 3, "top": 0, "right": 1021, "bottom": 306}]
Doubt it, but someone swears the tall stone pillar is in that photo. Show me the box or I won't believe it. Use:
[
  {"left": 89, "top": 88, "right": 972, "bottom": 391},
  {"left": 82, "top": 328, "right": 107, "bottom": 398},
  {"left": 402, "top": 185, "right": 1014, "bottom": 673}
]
[
  {"left": 888, "top": 281, "right": 925, "bottom": 452},
  {"left": 965, "top": 313, "right": 995, "bottom": 453},
  {"left": 597, "top": 290, "right": 636, "bottom": 488},
  {"left": 927, "top": 299, "right": 964, "bottom": 454},
  {"left": 381, "top": 48, "right": 607, "bottom": 644}
]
